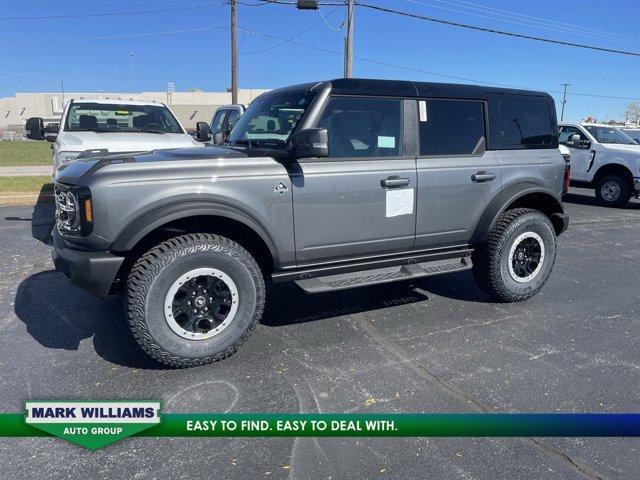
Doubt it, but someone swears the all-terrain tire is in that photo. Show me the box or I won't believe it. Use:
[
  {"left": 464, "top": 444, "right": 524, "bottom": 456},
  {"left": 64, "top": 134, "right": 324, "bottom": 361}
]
[
  {"left": 595, "top": 174, "right": 632, "bottom": 207},
  {"left": 472, "top": 208, "right": 556, "bottom": 303},
  {"left": 126, "top": 233, "right": 265, "bottom": 368}
]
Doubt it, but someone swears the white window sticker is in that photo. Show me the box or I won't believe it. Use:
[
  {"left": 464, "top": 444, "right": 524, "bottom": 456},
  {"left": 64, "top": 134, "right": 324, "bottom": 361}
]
[
  {"left": 377, "top": 136, "right": 396, "bottom": 149},
  {"left": 386, "top": 188, "right": 414, "bottom": 218},
  {"left": 419, "top": 101, "right": 427, "bottom": 122}
]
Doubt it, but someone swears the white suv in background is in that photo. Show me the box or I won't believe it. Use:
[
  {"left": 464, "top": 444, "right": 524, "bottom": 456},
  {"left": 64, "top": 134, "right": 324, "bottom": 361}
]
[
  {"left": 26, "top": 99, "right": 202, "bottom": 172},
  {"left": 559, "top": 123, "right": 640, "bottom": 206}
]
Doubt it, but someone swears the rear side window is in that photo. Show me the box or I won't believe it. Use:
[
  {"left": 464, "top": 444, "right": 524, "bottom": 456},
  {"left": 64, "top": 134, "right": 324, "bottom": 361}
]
[
  {"left": 316, "top": 96, "right": 402, "bottom": 158},
  {"left": 419, "top": 99, "right": 485, "bottom": 156},
  {"left": 498, "top": 100, "right": 555, "bottom": 148}
]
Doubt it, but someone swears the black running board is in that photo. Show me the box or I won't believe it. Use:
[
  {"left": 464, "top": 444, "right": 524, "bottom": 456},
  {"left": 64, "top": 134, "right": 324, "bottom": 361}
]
[{"left": 293, "top": 256, "right": 472, "bottom": 293}]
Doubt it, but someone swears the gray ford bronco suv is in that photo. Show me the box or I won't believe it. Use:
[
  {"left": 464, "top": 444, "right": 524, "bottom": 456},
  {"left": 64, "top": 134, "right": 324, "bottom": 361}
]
[{"left": 52, "top": 78, "right": 569, "bottom": 367}]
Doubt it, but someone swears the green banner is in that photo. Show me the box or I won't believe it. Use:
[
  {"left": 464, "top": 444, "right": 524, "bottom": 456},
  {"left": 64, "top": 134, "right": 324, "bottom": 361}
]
[{"left": 2, "top": 409, "right": 640, "bottom": 450}]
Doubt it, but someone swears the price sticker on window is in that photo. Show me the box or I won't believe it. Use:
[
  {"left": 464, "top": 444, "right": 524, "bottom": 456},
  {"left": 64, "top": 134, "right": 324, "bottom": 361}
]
[{"left": 419, "top": 101, "right": 427, "bottom": 122}]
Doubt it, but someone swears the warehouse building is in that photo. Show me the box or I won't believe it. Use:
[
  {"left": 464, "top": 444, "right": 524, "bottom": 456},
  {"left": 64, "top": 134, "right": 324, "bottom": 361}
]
[{"left": 0, "top": 89, "right": 269, "bottom": 138}]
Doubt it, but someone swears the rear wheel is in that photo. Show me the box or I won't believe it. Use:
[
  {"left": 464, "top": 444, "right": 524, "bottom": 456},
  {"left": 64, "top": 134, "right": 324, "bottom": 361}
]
[
  {"left": 472, "top": 208, "right": 556, "bottom": 302},
  {"left": 595, "top": 174, "right": 632, "bottom": 207},
  {"left": 126, "top": 233, "right": 265, "bottom": 367}
]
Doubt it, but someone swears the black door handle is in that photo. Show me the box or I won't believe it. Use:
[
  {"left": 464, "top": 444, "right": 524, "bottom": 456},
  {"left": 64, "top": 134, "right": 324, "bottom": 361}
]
[
  {"left": 472, "top": 171, "right": 496, "bottom": 183},
  {"left": 381, "top": 177, "right": 410, "bottom": 188}
]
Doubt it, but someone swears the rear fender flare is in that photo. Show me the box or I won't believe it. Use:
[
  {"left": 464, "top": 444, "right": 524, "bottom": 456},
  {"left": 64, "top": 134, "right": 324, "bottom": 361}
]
[{"left": 471, "top": 183, "right": 564, "bottom": 243}]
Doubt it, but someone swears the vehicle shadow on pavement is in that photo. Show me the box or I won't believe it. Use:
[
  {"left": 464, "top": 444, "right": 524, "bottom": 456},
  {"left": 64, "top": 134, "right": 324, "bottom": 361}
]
[
  {"left": 31, "top": 193, "right": 55, "bottom": 245},
  {"left": 14, "top": 270, "right": 163, "bottom": 370},
  {"left": 262, "top": 271, "right": 488, "bottom": 327},
  {"left": 563, "top": 192, "right": 640, "bottom": 210}
]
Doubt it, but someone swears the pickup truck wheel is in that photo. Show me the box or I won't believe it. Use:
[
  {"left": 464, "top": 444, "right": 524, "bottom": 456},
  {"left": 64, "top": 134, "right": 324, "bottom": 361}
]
[
  {"left": 126, "top": 233, "right": 265, "bottom": 367},
  {"left": 472, "top": 208, "right": 556, "bottom": 303},
  {"left": 595, "top": 174, "right": 631, "bottom": 207}
]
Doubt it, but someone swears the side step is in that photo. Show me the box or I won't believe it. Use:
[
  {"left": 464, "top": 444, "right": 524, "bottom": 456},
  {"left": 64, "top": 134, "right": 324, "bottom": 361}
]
[{"left": 294, "top": 256, "right": 472, "bottom": 293}]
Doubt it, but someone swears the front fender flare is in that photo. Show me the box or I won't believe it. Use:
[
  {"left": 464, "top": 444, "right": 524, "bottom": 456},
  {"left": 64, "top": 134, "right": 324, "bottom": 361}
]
[{"left": 110, "top": 200, "right": 279, "bottom": 265}]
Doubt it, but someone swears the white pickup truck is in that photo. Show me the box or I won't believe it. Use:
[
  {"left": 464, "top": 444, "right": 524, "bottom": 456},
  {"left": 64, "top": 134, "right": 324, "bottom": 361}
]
[
  {"left": 559, "top": 123, "right": 640, "bottom": 206},
  {"left": 26, "top": 99, "right": 202, "bottom": 172}
]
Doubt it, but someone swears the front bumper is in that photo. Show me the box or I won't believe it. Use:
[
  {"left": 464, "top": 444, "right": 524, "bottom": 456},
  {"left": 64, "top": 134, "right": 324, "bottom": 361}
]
[
  {"left": 634, "top": 178, "right": 640, "bottom": 194},
  {"left": 52, "top": 228, "right": 124, "bottom": 297}
]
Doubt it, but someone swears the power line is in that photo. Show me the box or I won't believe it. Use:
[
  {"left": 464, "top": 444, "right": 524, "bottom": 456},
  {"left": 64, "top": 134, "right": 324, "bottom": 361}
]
[
  {"left": 400, "top": 0, "right": 640, "bottom": 46},
  {"left": 0, "top": 3, "right": 224, "bottom": 20},
  {"left": 357, "top": 2, "right": 640, "bottom": 57},
  {"left": 231, "top": 26, "right": 640, "bottom": 100},
  {"left": 240, "top": 5, "right": 341, "bottom": 54}
]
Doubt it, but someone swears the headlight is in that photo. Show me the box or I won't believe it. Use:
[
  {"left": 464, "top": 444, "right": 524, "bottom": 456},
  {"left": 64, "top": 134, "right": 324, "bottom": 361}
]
[
  {"left": 54, "top": 184, "right": 93, "bottom": 235},
  {"left": 55, "top": 151, "right": 81, "bottom": 169}
]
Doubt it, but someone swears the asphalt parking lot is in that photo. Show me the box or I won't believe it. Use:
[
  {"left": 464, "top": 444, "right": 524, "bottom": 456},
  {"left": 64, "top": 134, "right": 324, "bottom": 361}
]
[{"left": 1, "top": 187, "right": 639, "bottom": 479}]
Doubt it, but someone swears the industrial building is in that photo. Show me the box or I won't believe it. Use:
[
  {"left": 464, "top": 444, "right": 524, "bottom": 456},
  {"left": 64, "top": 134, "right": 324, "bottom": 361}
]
[{"left": 0, "top": 89, "right": 269, "bottom": 138}]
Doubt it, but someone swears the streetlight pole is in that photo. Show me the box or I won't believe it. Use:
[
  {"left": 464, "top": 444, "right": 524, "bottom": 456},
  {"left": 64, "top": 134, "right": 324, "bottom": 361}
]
[
  {"left": 130, "top": 52, "right": 136, "bottom": 92},
  {"left": 231, "top": 0, "right": 238, "bottom": 104},
  {"left": 344, "top": 0, "right": 354, "bottom": 78},
  {"left": 560, "top": 83, "right": 570, "bottom": 121}
]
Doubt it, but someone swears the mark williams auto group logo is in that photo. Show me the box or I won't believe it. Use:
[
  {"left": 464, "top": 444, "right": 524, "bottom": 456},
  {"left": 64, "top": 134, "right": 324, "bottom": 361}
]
[{"left": 25, "top": 401, "right": 161, "bottom": 450}]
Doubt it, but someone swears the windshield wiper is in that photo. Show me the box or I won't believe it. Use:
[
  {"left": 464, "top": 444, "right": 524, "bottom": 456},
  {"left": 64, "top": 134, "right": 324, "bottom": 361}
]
[
  {"left": 131, "top": 128, "right": 166, "bottom": 134},
  {"left": 67, "top": 128, "right": 116, "bottom": 133},
  {"left": 234, "top": 139, "right": 253, "bottom": 147}
]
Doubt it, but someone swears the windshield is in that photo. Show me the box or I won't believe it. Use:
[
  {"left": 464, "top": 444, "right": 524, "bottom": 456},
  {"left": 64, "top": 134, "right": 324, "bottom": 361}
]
[
  {"left": 65, "top": 102, "right": 184, "bottom": 134},
  {"left": 228, "top": 89, "right": 316, "bottom": 148},
  {"left": 584, "top": 126, "right": 636, "bottom": 145}
]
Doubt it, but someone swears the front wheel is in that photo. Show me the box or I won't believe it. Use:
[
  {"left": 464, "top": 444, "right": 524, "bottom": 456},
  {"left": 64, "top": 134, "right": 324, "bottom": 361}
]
[
  {"left": 126, "top": 233, "right": 265, "bottom": 367},
  {"left": 472, "top": 208, "right": 556, "bottom": 303},
  {"left": 595, "top": 174, "right": 632, "bottom": 207}
]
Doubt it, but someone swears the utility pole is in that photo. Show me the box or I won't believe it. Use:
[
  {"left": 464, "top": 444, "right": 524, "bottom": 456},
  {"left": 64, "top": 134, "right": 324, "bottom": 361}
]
[
  {"left": 61, "top": 80, "right": 65, "bottom": 104},
  {"left": 560, "top": 83, "right": 570, "bottom": 121},
  {"left": 231, "top": 0, "right": 238, "bottom": 104},
  {"left": 130, "top": 52, "right": 136, "bottom": 92},
  {"left": 344, "top": 0, "right": 355, "bottom": 78}
]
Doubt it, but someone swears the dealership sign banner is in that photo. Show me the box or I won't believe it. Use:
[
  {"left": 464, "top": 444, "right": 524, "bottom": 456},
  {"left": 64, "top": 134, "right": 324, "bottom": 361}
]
[
  {"left": 24, "top": 401, "right": 161, "bottom": 450},
  {"left": 3, "top": 408, "right": 640, "bottom": 450}
]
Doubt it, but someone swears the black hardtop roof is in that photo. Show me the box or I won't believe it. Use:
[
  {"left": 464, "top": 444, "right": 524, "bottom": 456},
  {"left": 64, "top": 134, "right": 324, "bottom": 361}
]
[{"left": 268, "top": 78, "right": 551, "bottom": 101}]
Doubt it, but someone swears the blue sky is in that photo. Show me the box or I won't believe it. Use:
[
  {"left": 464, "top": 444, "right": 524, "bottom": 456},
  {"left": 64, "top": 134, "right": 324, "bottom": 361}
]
[{"left": 1, "top": 0, "right": 639, "bottom": 122}]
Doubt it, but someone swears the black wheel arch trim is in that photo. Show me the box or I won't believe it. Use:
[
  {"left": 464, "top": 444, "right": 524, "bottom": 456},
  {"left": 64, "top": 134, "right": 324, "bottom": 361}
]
[
  {"left": 471, "top": 182, "right": 565, "bottom": 243},
  {"left": 110, "top": 200, "right": 279, "bottom": 266}
]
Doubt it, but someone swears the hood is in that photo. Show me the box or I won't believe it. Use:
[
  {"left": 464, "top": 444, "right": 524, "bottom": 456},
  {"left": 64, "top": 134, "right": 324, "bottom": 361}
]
[
  {"left": 58, "top": 131, "right": 200, "bottom": 152},
  {"left": 599, "top": 143, "right": 640, "bottom": 154},
  {"left": 55, "top": 146, "right": 248, "bottom": 184}
]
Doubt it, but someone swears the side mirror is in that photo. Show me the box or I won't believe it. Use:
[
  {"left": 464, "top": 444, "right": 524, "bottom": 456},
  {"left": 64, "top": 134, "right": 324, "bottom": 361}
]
[
  {"left": 25, "top": 117, "right": 45, "bottom": 140},
  {"left": 195, "top": 121, "right": 211, "bottom": 142},
  {"left": 290, "top": 128, "right": 328, "bottom": 159},
  {"left": 569, "top": 134, "right": 590, "bottom": 149}
]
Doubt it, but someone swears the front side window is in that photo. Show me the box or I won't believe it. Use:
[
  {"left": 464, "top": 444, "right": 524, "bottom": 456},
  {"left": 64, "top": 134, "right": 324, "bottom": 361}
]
[
  {"left": 228, "top": 89, "right": 316, "bottom": 148},
  {"left": 226, "top": 109, "right": 241, "bottom": 127},
  {"left": 584, "top": 126, "right": 636, "bottom": 145},
  {"left": 211, "top": 110, "right": 227, "bottom": 133},
  {"left": 316, "top": 96, "right": 402, "bottom": 158},
  {"left": 558, "top": 126, "right": 587, "bottom": 145},
  {"left": 499, "top": 101, "right": 555, "bottom": 148},
  {"left": 65, "top": 103, "right": 183, "bottom": 134},
  {"left": 419, "top": 99, "right": 485, "bottom": 156}
]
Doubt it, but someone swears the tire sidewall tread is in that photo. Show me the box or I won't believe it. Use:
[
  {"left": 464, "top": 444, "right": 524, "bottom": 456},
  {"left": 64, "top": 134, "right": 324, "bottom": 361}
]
[
  {"left": 472, "top": 208, "right": 556, "bottom": 303},
  {"left": 126, "top": 233, "right": 265, "bottom": 368}
]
